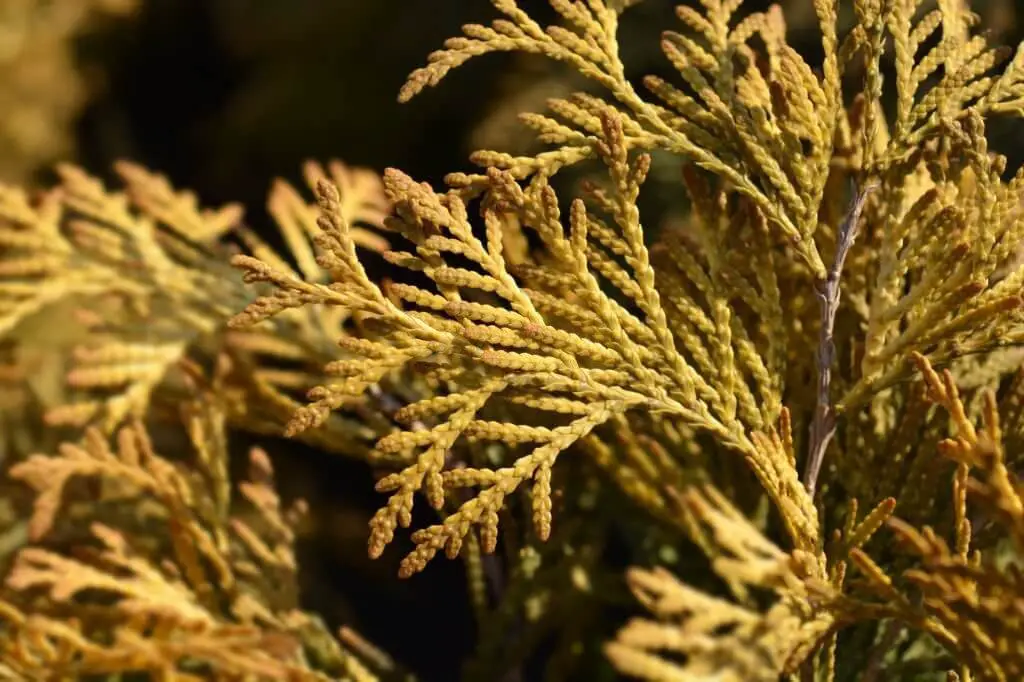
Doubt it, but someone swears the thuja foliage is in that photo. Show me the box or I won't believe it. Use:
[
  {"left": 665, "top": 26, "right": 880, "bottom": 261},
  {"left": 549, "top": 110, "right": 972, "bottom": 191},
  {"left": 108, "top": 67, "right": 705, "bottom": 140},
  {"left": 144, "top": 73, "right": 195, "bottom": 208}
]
[{"left": 2, "top": 0, "right": 1024, "bottom": 679}]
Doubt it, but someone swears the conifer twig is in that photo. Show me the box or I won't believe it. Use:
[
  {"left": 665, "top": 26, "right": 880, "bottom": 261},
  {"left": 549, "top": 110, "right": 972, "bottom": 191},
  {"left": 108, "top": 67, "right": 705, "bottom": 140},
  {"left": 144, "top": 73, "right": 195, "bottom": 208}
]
[{"left": 804, "top": 184, "right": 877, "bottom": 497}]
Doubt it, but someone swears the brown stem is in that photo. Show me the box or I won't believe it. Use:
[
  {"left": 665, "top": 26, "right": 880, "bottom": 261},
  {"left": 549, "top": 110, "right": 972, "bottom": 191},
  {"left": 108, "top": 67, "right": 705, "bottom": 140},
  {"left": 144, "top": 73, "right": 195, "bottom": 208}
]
[{"left": 804, "top": 184, "right": 877, "bottom": 498}]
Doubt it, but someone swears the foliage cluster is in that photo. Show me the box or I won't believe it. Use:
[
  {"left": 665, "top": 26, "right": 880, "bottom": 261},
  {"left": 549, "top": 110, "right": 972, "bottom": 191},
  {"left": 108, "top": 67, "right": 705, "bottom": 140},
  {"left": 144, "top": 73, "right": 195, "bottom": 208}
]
[
  {"left": 0, "top": 0, "right": 136, "bottom": 181},
  {"left": 2, "top": 0, "right": 1024, "bottom": 679}
]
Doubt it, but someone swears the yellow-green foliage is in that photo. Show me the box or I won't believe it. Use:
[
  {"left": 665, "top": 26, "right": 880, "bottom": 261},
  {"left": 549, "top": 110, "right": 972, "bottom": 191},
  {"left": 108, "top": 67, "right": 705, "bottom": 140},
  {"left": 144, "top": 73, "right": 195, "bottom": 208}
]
[{"left": 2, "top": 0, "right": 1024, "bottom": 679}]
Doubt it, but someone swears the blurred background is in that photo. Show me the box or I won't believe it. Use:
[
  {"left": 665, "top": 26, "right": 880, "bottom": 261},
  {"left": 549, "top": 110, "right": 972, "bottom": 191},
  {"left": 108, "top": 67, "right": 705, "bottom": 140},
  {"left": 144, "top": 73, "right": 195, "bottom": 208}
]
[
  {"left": 16, "top": 0, "right": 1022, "bottom": 209},
  {"left": 3, "top": 0, "right": 1023, "bottom": 679}
]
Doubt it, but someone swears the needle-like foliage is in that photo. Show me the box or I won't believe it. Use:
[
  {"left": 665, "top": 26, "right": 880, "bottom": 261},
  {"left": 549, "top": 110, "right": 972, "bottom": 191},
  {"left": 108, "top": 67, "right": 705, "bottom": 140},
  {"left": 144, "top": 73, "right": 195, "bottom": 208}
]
[{"left": 3, "top": 0, "right": 1024, "bottom": 679}]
